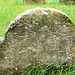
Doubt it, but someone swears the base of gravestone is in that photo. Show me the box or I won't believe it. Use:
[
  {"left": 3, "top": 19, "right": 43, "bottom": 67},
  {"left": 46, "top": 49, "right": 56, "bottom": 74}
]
[
  {"left": 59, "top": 0, "right": 75, "bottom": 4},
  {"left": 23, "top": 0, "right": 45, "bottom": 4}
]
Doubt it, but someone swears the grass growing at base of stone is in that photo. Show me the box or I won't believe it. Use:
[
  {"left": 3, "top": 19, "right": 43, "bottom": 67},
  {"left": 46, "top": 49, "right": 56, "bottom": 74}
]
[
  {"left": 20, "top": 63, "right": 75, "bottom": 75},
  {"left": 22, "top": 63, "right": 75, "bottom": 75},
  {"left": 0, "top": 0, "right": 75, "bottom": 37}
]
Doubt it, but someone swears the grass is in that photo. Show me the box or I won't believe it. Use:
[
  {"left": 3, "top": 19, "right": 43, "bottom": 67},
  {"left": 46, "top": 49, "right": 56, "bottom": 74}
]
[
  {"left": 18, "top": 62, "right": 75, "bottom": 75},
  {"left": 0, "top": 0, "right": 75, "bottom": 75},
  {"left": 19, "top": 62, "right": 75, "bottom": 75}
]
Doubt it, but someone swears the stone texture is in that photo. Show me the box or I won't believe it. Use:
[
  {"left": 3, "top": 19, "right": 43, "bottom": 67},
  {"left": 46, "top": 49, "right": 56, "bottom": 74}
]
[
  {"left": 0, "top": 7, "right": 75, "bottom": 73},
  {"left": 23, "top": 0, "right": 45, "bottom": 4},
  {"left": 60, "top": 0, "right": 75, "bottom": 3}
]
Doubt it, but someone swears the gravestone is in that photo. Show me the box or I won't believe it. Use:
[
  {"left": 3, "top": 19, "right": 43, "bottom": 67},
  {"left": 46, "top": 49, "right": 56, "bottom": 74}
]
[
  {"left": 0, "top": 7, "right": 75, "bottom": 73},
  {"left": 60, "top": 0, "right": 75, "bottom": 3},
  {"left": 23, "top": 0, "right": 45, "bottom": 4}
]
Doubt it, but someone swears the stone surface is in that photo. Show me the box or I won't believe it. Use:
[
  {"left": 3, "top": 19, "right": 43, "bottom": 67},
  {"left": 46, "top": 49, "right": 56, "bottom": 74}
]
[
  {"left": 60, "top": 0, "right": 75, "bottom": 3},
  {"left": 23, "top": 0, "right": 45, "bottom": 4},
  {"left": 0, "top": 7, "right": 75, "bottom": 73}
]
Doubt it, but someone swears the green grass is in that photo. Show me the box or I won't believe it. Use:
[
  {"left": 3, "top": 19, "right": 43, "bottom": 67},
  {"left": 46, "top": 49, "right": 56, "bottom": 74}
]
[
  {"left": 0, "top": 0, "right": 75, "bottom": 75},
  {"left": 0, "top": 0, "right": 75, "bottom": 37},
  {"left": 19, "top": 62, "right": 75, "bottom": 75},
  {"left": 17, "top": 62, "right": 75, "bottom": 75}
]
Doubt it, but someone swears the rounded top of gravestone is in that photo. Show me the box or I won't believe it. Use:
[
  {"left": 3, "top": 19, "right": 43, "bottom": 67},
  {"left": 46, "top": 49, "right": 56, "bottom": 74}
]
[{"left": 5, "top": 7, "right": 74, "bottom": 38}]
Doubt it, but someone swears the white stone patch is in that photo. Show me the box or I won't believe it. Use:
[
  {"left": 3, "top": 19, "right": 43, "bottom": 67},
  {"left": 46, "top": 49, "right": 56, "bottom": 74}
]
[
  {"left": 53, "top": 35, "right": 56, "bottom": 37},
  {"left": 0, "top": 37, "right": 4, "bottom": 42},
  {"left": 19, "top": 50, "right": 25, "bottom": 53},
  {"left": 5, "top": 57, "right": 8, "bottom": 59},
  {"left": 27, "top": 47, "right": 36, "bottom": 51}
]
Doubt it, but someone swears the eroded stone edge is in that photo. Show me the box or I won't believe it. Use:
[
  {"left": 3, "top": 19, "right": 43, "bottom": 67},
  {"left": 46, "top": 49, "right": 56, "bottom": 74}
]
[{"left": 4, "top": 7, "right": 75, "bottom": 40}]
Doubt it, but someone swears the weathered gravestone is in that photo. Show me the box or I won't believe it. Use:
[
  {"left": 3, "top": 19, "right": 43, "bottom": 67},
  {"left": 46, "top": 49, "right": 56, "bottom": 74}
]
[
  {"left": 60, "top": 0, "right": 75, "bottom": 3},
  {"left": 23, "top": 0, "right": 45, "bottom": 4},
  {"left": 0, "top": 7, "right": 75, "bottom": 73}
]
